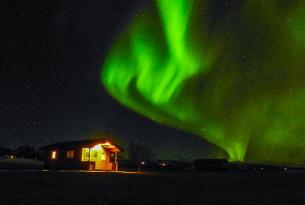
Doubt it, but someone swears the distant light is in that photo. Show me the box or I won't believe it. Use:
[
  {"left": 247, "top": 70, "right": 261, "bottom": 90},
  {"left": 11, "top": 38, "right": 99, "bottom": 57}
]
[
  {"left": 141, "top": 161, "right": 145, "bottom": 165},
  {"left": 10, "top": 155, "right": 15, "bottom": 159},
  {"left": 284, "top": 167, "right": 288, "bottom": 171}
]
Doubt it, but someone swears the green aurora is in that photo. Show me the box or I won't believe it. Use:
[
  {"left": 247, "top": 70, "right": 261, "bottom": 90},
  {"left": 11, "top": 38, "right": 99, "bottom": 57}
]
[{"left": 101, "top": 0, "right": 305, "bottom": 165}]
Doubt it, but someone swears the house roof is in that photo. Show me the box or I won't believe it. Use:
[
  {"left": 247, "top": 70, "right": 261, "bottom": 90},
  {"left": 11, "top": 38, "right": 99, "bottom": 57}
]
[{"left": 39, "top": 139, "right": 123, "bottom": 152}]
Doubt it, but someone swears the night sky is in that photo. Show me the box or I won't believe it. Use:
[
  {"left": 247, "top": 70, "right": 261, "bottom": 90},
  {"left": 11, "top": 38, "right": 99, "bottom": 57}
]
[
  {"left": 1, "top": 0, "right": 213, "bottom": 160},
  {"left": 101, "top": 0, "right": 305, "bottom": 165},
  {"left": 3, "top": 0, "right": 305, "bottom": 164}
]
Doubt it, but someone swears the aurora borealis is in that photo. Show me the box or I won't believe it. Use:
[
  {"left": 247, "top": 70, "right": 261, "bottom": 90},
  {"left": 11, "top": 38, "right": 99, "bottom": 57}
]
[{"left": 102, "top": 0, "right": 305, "bottom": 165}]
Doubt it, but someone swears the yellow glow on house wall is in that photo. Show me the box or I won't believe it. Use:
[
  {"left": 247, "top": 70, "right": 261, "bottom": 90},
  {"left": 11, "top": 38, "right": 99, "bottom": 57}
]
[
  {"left": 51, "top": 151, "right": 56, "bottom": 159},
  {"left": 81, "top": 148, "right": 90, "bottom": 161},
  {"left": 89, "top": 144, "right": 107, "bottom": 162},
  {"left": 66, "top": 150, "right": 74, "bottom": 158},
  {"left": 81, "top": 144, "right": 108, "bottom": 162}
]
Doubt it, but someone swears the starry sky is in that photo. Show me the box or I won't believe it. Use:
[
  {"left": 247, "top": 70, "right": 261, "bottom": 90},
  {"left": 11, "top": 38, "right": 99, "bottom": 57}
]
[
  {"left": 3, "top": 0, "right": 305, "bottom": 164},
  {"left": 101, "top": 0, "right": 305, "bottom": 165},
  {"left": 1, "top": 0, "right": 214, "bottom": 160}
]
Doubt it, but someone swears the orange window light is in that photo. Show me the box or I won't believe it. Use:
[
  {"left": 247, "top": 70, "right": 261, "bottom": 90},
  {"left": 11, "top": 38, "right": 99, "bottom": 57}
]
[
  {"left": 51, "top": 151, "right": 56, "bottom": 159},
  {"left": 66, "top": 150, "right": 74, "bottom": 158}
]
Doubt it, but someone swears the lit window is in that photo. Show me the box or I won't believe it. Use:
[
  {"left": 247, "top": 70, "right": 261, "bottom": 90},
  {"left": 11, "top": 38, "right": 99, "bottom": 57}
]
[
  {"left": 81, "top": 148, "right": 90, "bottom": 161},
  {"left": 93, "top": 152, "right": 98, "bottom": 158},
  {"left": 51, "top": 151, "right": 56, "bottom": 159},
  {"left": 66, "top": 150, "right": 74, "bottom": 158},
  {"left": 90, "top": 150, "right": 98, "bottom": 161}
]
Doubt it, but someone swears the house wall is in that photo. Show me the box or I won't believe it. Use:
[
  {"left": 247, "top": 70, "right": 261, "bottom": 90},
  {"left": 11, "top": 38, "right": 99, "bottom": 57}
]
[
  {"left": 44, "top": 147, "right": 118, "bottom": 171},
  {"left": 95, "top": 150, "right": 112, "bottom": 170},
  {"left": 44, "top": 148, "right": 90, "bottom": 170}
]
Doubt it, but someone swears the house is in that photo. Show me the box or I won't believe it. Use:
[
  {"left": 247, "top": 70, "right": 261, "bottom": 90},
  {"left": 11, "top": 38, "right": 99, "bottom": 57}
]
[{"left": 40, "top": 139, "right": 122, "bottom": 171}]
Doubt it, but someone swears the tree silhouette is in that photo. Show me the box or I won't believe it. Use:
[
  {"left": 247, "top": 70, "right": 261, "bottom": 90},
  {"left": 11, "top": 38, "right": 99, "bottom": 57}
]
[
  {"left": 128, "top": 143, "right": 154, "bottom": 163},
  {"left": 0, "top": 146, "right": 11, "bottom": 157},
  {"left": 15, "top": 145, "right": 38, "bottom": 159}
]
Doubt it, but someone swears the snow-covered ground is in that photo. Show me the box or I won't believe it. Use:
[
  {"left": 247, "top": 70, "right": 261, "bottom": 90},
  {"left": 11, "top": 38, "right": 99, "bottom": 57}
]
[{"left": 0, "top": 157, "right": 43, "bottom": 170}]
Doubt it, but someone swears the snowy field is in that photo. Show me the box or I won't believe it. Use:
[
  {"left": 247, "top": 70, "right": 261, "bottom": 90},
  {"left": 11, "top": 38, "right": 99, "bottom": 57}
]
[
  {"left": 0, "top": 157, "right": 43, "bottom": 170},
  {"left": 0, "top": 170, "right": 305, "bottom": 204}
]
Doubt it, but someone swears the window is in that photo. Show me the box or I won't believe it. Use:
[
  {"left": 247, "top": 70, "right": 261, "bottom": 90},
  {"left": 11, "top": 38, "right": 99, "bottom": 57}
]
[
  {"left": 81, "top": 148, "right": 90, "bottom": 161},
  {"left": 51, "top": 151, "right": 56, "bottom": 159},
  {"left": 81, "top": 146, "right": 106, "bottom": 162},
  {"left": 93, "top": 151, "right": 98, "bottom": 158},
  {"left": 90, "top": 150, "right": 98, "bottom": 161},
  {"left": 66, "top": 150, "right": 74, "bottom": 158}
]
